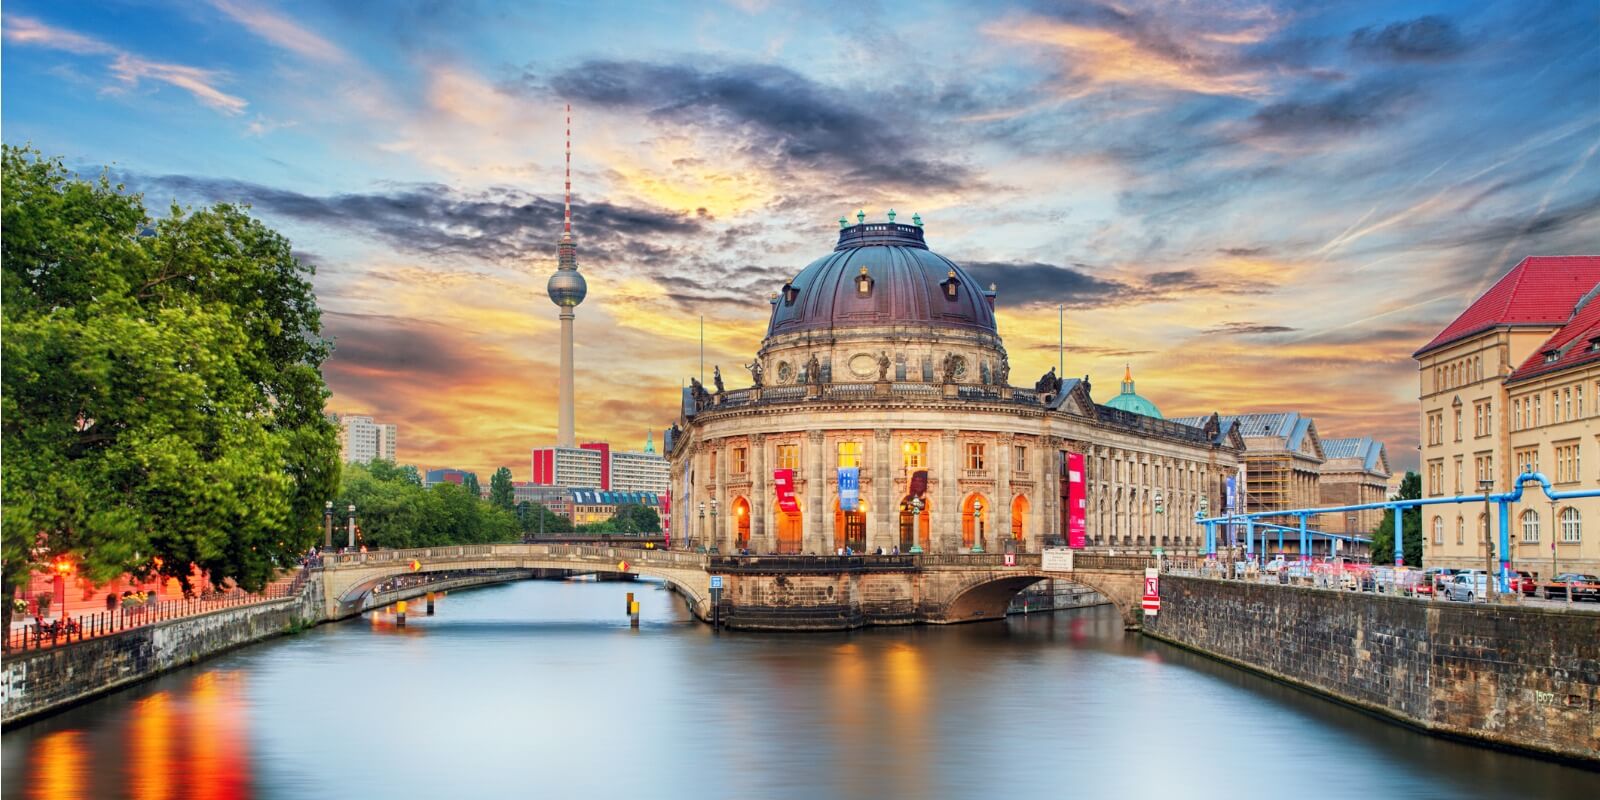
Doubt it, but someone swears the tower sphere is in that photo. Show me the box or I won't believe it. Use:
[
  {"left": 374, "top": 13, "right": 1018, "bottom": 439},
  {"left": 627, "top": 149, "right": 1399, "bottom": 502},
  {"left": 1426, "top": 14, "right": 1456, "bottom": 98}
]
[{"left": 548, "top": 268, "right": 587, "bottom": 308}]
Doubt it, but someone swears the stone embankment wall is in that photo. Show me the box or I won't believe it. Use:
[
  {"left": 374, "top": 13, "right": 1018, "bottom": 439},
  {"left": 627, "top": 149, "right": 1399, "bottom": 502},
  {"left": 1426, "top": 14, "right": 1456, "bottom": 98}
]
[
  {"left": 2, "top": 582, "right": 322, "bottom": 727},
  {"left": 1144, "top": 576, "right": 1600, "bottom": 763}
]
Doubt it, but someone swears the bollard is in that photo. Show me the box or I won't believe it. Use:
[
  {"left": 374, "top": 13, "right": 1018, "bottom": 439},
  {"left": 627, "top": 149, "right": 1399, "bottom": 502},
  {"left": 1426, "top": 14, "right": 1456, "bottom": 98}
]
[
  {"left": 426, "top": 592, "right": 436, "bottom": 616},
  {"left": 629, "top": 599, "right": 640, "bottom": 629},
  {"left": 396, "top": 600, "right": 408, "bottom": 627},
  {"left": 626, "top": 591, "right": 634, "bottom": 616}
]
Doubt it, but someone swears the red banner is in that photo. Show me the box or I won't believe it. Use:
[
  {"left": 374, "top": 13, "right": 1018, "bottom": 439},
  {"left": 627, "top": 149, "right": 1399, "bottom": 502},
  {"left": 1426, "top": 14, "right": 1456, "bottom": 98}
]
[
  {"left": 773, "top": 469, "right": 799, "bottom": 512},
  {"left": 1067, "top": 452, "right": 1087, "bottom": 549}
]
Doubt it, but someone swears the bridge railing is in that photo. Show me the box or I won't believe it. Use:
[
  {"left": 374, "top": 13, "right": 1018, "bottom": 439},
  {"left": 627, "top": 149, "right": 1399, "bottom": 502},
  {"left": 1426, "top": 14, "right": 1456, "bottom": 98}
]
[
  {"left": 710, "top": 554, "right": 916, "bottom": 573},
  {"left": 318, "top": 543, "right": 709, "bottom": 570}
]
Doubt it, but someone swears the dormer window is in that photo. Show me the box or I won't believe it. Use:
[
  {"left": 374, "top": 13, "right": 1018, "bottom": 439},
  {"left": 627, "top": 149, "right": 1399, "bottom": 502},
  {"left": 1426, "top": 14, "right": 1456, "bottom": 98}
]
[
  {"left": 941, "top": 269, "right": 960, "bottom": 299},
  {"left": 1590, "top": 337, "right": 1600, "bottom": 353},
  {"left": 855, "top": 266, "right": 874, "bottom": 296},
  {"left": 782, "top": 281, "right": 800, "bottom": 305},
  {"left": 1544, "top": 350, "right": 1560, "bottom": 363}
]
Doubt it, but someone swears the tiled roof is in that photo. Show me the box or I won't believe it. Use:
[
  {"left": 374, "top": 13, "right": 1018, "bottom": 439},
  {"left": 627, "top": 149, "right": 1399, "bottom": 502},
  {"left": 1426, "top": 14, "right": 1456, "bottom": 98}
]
[
  {"left": 1507, "top": 282, "right": 1600, "bottom": 383},
  {"left": 569, "top": 489, "right": 662, "bottom": 506},
  {"left": 1321, "top": 437, "right": 1390, "bottom": 474},
  {"left": 1415, "top": 256, "right": 1600, "bottom": 357},
  {"left": 1173, "top": 412, "right": 1321, "bottom": 458}
]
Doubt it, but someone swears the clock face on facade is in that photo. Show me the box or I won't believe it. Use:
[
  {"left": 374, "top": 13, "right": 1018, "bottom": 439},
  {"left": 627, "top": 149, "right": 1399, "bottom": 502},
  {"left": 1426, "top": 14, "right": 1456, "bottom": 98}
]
[{"left": 776, "top": 361, "right": 794, "bottom": 383}]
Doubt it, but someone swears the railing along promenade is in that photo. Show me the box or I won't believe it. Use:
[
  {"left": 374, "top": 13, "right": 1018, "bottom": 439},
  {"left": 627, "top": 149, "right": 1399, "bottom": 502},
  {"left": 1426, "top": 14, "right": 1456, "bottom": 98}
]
[{"left": 4, "top": 565, "right": 315, "bottom": 653}]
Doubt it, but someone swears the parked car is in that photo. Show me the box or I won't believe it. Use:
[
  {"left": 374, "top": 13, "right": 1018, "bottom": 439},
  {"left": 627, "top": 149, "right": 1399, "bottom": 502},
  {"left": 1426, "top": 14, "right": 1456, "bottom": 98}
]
[
  {"left": 1444, "top": 571, "right": 1489, "bottom": 602},
  {"left": 1507, "top": 570, "right": 1539, "bottom": 596},
  {"left": 1421, "top": 567, "right": 1457, "bottom": 593},
  {"left": 1544, "top": 573, "right": 1600, "bottom": 602}
]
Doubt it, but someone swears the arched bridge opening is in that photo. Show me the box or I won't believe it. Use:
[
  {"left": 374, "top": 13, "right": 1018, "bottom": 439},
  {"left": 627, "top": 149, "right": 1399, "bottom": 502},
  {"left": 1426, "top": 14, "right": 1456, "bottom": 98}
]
[{"left": 935, "top": 571, "right": 1140, "bottom": 628}]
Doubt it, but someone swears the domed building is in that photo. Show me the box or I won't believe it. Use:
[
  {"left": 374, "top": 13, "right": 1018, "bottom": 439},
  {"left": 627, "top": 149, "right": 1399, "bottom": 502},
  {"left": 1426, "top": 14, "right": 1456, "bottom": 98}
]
[
  {"left": 1103, "top": 365, "right": 1163, "bottom": 419},
  {"left": 666, "top": 213, "right": 1243, "bottom": 556}
]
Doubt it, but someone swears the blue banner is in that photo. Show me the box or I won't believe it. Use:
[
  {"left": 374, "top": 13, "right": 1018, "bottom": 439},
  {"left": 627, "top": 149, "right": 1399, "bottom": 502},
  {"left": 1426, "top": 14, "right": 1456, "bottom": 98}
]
[{"left": 838, "top": 467, "right": 860, "bottom": 511}]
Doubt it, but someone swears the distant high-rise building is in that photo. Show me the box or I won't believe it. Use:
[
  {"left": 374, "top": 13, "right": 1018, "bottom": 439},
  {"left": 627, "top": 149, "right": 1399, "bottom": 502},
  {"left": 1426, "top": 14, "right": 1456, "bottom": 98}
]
[
  {"left": 531, "top": 435, "right": 667, "bottom": 493},
  {"left": 330, "top": 413, "right": 398, "bottom": 464},
  {"left": 423, "top": 467, "right": 477, "bottom": 488}
]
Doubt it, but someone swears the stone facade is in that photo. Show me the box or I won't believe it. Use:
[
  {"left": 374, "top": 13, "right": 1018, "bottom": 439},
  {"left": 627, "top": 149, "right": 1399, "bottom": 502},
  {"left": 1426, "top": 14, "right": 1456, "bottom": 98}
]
[{"left": 1145, "top": 575, "right": 1600, "bottom": 763}]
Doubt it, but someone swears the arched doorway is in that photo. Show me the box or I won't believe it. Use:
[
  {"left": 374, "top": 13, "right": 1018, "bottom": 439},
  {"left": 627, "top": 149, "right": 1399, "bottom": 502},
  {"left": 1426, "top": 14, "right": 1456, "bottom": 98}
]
[
  {"left": 898, "top": 495, "right": 930, "bottom": 552},
  {"left": 1011, "top": 494, "right": 1029, "bottom": 547},
  {"left": 775, "top": 507, "right": 802, "bottom": 554},
  {"left": 731, "top": 496, "right": 751, "bottom": 550},
  {"left": 961, "top": 493, "right": 990, "bottom": 551},
  {"left": 834, "top": 498, "right": 867, "bottom": 553}
]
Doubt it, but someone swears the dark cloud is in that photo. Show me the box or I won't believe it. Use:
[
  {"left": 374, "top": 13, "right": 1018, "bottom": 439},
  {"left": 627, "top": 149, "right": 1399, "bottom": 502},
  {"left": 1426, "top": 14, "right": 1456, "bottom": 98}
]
[
  {"left": 1432, "top": 191, "right": 1600, "bottom": 251},
  {"left": 136, "top": 174, "right": 704, "bottom": 263},
  {"left": 1248, "top": 82, "right": 1417, "bottom": 138},
  {"left": 322, "top": 311, "right": 481, "bottom": 383},
  {"left": 541, "top": 59, "right": 977, "bottom": 190},
  {"left": 1200, "top": 322, "right": 1298, "bottom": 336},
  {"left": 961, "top": 260, "right": 1138, "bottom": 308},
  {"left": 1349, "top": 16, "right": 1468, "bottom": 62},
  {"left": 1217, "top": 246, "right": 1270, "bottom": 257}
]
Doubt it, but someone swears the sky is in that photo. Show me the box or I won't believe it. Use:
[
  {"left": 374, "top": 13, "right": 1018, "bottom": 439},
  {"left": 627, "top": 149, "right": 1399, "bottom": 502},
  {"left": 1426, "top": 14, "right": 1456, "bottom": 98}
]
[{"left": 3, "top": 0, "right": 1597, "bottom": 479}]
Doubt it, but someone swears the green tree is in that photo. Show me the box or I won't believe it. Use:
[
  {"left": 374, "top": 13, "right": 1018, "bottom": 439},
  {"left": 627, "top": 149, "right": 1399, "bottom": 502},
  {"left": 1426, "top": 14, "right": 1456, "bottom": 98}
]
[
  {"left": 608, "top": 503, "right": 661, "bottom": 533},
  {"left": 463, "top": 472, "right": 482, "bottom": 499},
  {"left": 489, "top": 467, "right": 515, "bottom": 510},
  {"left": 1, "top": 147, "right": 339, "bottom": 632},
  {"left": 516, "top": 501, "right": 572, "bottom": 535},
  {"left": 1371, "top": 471, "right": 1423, "bottom": 566}
]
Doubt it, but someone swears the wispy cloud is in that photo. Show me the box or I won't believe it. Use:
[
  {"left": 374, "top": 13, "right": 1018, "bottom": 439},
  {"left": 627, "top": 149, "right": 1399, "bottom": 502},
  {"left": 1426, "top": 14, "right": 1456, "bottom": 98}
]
[
  {"left": 4, "top": 14, "right": 247, "bottom": 115},
  {"left": 208, "top": 0, "right": 348, "bottom": 64}
]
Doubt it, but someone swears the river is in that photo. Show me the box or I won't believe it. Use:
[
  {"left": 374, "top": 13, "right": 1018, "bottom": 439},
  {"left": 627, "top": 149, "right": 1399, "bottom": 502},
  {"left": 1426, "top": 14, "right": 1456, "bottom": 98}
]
[{"left": 3, "top": 578, "right": 1596, "bottom": 799}]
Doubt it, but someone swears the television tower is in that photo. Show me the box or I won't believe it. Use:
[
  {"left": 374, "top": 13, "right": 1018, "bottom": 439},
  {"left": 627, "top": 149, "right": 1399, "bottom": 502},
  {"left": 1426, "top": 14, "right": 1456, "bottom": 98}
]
[{"left": 546, "top": 103, "right": 586, "bottom": 448}]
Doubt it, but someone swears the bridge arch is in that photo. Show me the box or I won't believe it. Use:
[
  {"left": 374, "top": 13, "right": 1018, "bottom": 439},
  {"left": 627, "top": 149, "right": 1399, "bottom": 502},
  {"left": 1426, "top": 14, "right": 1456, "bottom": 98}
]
[{"left": 933, "top": 570, "right": 1141, "bottom": 629}]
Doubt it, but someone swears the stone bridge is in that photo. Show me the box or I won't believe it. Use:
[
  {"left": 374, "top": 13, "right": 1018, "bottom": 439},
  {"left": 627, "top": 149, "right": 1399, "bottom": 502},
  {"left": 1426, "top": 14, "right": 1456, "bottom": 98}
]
[{"left": 316, "top": 544, "right": 1154, "bottom": 630}]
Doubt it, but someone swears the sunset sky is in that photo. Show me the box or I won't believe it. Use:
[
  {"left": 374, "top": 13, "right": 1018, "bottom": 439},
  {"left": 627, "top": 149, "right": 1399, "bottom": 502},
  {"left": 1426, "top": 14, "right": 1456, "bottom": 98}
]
[{"left": 4, "top": 0, "right": 1597, "bottom": 478}]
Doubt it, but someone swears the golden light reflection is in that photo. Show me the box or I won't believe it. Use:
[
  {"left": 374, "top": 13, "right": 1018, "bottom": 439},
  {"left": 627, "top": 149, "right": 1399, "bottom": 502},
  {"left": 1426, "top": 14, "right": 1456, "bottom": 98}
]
[
  {"left": 29, "top": 730, "right": 87, "bottom": 800},
  {"left": 187, "top": 671, "right": 249, "bottom": 800},
  {"left": 130, "top": 692, "right": 174, "bottom": 800}
]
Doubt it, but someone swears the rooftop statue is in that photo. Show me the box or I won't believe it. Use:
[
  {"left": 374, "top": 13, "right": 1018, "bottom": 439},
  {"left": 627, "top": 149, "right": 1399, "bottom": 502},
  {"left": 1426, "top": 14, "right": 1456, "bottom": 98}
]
[
  {"left": 713, "top": 365, "right": 725, "bottom": 395},
  {"left": 877, "top": 351, "right": 891, "bottom": 381},
  {"left": 745, "top": 359, "right": 764, "bottom": 388}
]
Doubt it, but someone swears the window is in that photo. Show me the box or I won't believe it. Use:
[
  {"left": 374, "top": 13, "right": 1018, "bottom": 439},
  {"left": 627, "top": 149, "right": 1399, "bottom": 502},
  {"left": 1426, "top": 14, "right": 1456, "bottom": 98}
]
[
  {"left": 902, "top": 440, "right": 927, "bottom": 470},
  {"left": 1534, "top": 395, "right": 1542, "bottom": 426},
  {"left": 1564, "top": 387, "right": 1572, "bottom": 421},
  {"left": 1515, "top": 447, "right": 1538, "bottom": 476},
  {"left": 1456, "top": 516, "right": 1464, "bottom": 546},
  {"left": 732, "top": 447, "right": 747, "bottom": 474},
  {"left": 1551, "top": 390, "right": 1561, "bottom": 422},
  {"left": 1474, "top": 453, "right": 1493, "bottom": 486},
  {"left": 776, "top": 444, "right": 799, "bottom": 470},
  {"left": 1578, "top": 384, "right": 1585, "bottom": 417},
  {"left": 1475, "top": 399, "right": 1492, "bottom": 437},
  {"left": 1432, "top": 516, "right": 1442, "bottom": 545},
  {"left": 1514, "top": 399, "right": 1523, "bottom": 430},
  {"left": 1554, "top": 442, "right": 1581, "bottom": 483},
  {"left": 1453, "top": 408, "right": 1462, "bottom": 441},
  {"left": 1560, "top": 507, "right": 1581, "bottom": 543},
  {"left": 1521, "top": 509, "right": 1540, "bottom": 543},
  {"left": 837, "top": 441, "right": 862, "bottom": 469},
  {"left": 966, "top": 442, "right": 986, "bottom": 470},
  {"left": 709, "top": 450, "right": 717, "bottom": 475},
  {"left": 1014, "top": 444, "right": 1027, "bottom": 470},
  {"left": 1474, "top": 403, "right": 1484, "bottom": 437},
  {"left": 1426, "top": 460, "right": 1443, "bottom": 496},
  {"left": 1453, "top": 457, "right": 1462, "bottom": 494}
]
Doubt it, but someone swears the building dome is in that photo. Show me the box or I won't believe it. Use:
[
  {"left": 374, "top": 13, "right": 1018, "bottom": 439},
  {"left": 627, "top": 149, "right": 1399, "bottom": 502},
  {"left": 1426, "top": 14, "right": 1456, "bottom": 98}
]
[
  {"left": 765, "top": 217, "right": 996, "bottom": 339},
  {"left": 547, "top": 267, "right": 587, "bottom": 308},
  {"left": 1104, "top": 365, "right": 1162, "bottom": 418}
]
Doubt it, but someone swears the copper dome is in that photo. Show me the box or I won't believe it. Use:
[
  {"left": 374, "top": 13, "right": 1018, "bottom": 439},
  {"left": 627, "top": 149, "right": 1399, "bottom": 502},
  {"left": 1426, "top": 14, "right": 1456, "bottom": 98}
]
[{"left": 766, "top": 222, "right": 996, "bottom": 338}]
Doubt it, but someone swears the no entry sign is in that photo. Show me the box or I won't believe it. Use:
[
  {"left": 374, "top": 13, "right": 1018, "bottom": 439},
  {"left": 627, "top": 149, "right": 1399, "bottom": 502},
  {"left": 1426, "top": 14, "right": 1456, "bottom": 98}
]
[{"left": 1142, "top": 568, "right": 1161, "bottom": 616}]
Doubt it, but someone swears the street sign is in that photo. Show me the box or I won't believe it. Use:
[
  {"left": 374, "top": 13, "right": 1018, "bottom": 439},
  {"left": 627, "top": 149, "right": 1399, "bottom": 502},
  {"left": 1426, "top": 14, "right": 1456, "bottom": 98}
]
[
  {"left": 1143, "top": 567, "right": 1161, "bottom": 616},
  {"left": 1152, "top": 547, "right": 1165, "bottom": 556},
  {"left": 710, "top": 575, "right": 723, "bottom": 589},
  {"left": 1042, "top": 548, "right": 1073, "bottom": 572},
  {"left": 617, "top": 560, "right": 630, "bottom": 572},
  {"left": 1003, "top": 553, "right": 1016, "bottom": 567}
]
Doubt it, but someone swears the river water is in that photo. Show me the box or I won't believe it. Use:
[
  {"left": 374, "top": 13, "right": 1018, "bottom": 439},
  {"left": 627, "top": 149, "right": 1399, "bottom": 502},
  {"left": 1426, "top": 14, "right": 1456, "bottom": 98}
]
[{"left": 3, "top": 579, "right": 1596, "bottom": 799}]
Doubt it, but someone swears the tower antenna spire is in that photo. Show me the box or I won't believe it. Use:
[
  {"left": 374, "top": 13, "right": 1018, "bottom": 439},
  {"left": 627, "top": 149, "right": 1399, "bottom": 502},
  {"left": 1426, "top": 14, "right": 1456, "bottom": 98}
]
[{"left": 563, "top": 103, "right": 572, "bottom": 241}]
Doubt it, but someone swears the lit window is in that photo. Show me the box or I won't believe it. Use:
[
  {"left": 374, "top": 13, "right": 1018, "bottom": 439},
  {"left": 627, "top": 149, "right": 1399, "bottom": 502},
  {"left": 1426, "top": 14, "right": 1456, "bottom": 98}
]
[
  {"left": 837, "top": 441, "right": 862, "bottom": 468},
  {"left": 966, "top": 442, "right": 986, "bottom": 470},
  {"left": 902, "top": 441, "right": 927, "bottom": 470},
  {"left": 776, "top": 444, "right": 799, "bottom": 470},
  {"left": 732, "top": 447, "right": 747, "bottom": 474}
]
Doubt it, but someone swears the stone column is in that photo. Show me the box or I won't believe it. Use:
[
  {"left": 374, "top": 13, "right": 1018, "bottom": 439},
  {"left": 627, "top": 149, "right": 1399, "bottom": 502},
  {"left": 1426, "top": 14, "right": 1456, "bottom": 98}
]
[
  {"left": 1034, "top": 437, "right": 1053, "bottom": 552},
  {"left": 938, "top": 431, "right": 960, "bottom": 552},
  {"left": 806, "top": 430, "right": 826, "bottom": 555},
  {"left": 871, "top": 429, "right": 893, "bottom": 553},
  {"left": 714, "top": 440, "right": 729, "bottom": 553},
  {"left": 750, "top": 434, "right": 769, "bottom": 553},
  {"left": 995, "top": 433, "right": 1013, "bottom": 551}
]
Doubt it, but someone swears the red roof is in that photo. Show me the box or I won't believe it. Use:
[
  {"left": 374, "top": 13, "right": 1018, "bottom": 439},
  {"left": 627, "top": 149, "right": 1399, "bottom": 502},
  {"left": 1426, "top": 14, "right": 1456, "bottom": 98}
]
[
  {"left": 1507, "top": 284, "right": 1600, "bottom": 383},
  {"left": 1414, "top": 256, "right": 1600, "bottom": 357}
]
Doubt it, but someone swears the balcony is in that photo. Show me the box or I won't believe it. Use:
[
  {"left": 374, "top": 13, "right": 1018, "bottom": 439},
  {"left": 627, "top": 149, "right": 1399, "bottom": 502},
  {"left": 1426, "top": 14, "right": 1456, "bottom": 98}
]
[{"left": 961, "top": 468, "right": 992, "bottom": 480}]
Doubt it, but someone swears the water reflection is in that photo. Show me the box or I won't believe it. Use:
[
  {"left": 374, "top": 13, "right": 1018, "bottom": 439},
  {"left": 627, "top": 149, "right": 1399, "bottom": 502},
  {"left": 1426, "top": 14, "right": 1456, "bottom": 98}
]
[{"left": 3, "top": 578, "right": 1597, "bottom": 800}]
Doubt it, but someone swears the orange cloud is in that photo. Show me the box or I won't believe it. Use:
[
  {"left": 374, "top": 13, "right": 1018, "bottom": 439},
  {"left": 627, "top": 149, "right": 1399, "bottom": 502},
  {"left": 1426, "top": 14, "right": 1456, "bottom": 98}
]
[{"left": 209, "top": 0, "right": 349, "bottom": 64}]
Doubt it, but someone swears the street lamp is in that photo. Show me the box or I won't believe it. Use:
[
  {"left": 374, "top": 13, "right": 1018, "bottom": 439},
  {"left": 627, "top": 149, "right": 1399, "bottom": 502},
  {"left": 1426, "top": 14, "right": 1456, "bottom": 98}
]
[
  {"left": 710, "top": 499, "right": 719, "bottom": 553},
  {"left": 1153, "top": 489, "right": 1165, "bottom": 550},
  {"left": 697, "top": 501, "right": 706, "bottom": 553},
  {"left": 346, "top": 503, "right": 356, "bottom": 550},
  {"left": 324, "top": 500, "right": 334, "bottom": 550},
  {"left": 971, "top": 500, "right": 985, "bottom": 553},
  {"left": 1478, "top": 478, "right": 1495, "bottom": 600},
  {"left": 909, "top": 496, "right": 925, "bottom": 554}
]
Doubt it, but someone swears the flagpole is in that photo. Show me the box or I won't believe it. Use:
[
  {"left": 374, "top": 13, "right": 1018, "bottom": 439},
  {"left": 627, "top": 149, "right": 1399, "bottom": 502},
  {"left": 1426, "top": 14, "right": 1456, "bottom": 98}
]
[
  {"left": 700, "top": 315, "right": 704, "bottom": 384},
  {"left": 1058, "top": 303, "right": 1064, "bottom": 375}
]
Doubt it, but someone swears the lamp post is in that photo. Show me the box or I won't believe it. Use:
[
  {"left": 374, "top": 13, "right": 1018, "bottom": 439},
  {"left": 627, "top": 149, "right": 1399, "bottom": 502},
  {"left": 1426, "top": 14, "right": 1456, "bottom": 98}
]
[
  {"left": 697, "top": 502, "right": 706, "bottom": 553},
  {"left": 346, "top": 503, "right": 356, "bottom": 550},
  {"left": 909, "top": 495, "right": 925, "bottom": 554},
  {"left": 971, "top": 500, "right": 985, "bottom": 553},
  {"left": 1197, "top": 496, "right": 1210, "bottom": 557},
  {"left": 1478, "top": 478, "right": 1495, "bottom": 600},
  {"left": 1153, "top": 489, "right": 1165, "bottom": 551},
  {"left": 323, "top": 500, "right": 334, "bottom": 550},
  {"left": 710, "top": 499, "right": 719, "bottom": 554}
]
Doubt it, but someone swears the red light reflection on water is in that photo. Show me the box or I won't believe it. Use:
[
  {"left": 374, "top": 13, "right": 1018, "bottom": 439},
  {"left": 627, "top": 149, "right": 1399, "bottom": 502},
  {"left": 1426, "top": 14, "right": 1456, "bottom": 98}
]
[{"left": 28, "top": 730, "right": 86, "bottom": 800}]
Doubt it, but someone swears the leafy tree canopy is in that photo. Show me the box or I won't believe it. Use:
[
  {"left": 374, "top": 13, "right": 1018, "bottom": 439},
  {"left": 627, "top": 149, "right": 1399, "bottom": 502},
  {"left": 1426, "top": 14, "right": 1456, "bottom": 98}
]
[
  {"left": 336, "top": 461, "right": 517, "bottom": 549},
  {"left": 1, "top": 147, "right": 340, "bottom": 614},
  {"left": 1371, "top": 471, "right": 1422, "bottom": 566},
  {"left": 489, "top": 466, "right": 515, "bottom": 510}
]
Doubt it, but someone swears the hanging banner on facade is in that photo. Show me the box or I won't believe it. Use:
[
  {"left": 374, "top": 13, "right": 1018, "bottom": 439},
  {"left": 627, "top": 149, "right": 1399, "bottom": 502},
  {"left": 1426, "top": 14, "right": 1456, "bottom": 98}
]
[
  {"left": 910, "top": 469, "right": 928, "bottom": 498},
  {"left": 1225, "top": 475, "right": 1239, "bottom": 547},
  {"left": 773, "top": 469, "right": 799, "bottom": 513},
  {"left": 1067, "top": 452, "right": 1087, "bottom": 548},
  {"left": 838, "top": 467, "right": 860, "bottom": 511}
]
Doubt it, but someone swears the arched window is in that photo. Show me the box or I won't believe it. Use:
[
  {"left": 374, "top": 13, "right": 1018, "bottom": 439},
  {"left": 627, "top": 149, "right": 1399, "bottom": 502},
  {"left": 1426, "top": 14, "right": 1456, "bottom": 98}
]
[
  {"left": 1520, "top": 509, "right": 1540, "bottom": 543},
  {"left": 1431, "top": 516, "right": 1443, "bottom": 544},
  {"left": 1456, "top": 516, "right": 1464, "bottom": 545},
  {"left": 1560, "top": 507, "right": 1582, "bottom": 543}
]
